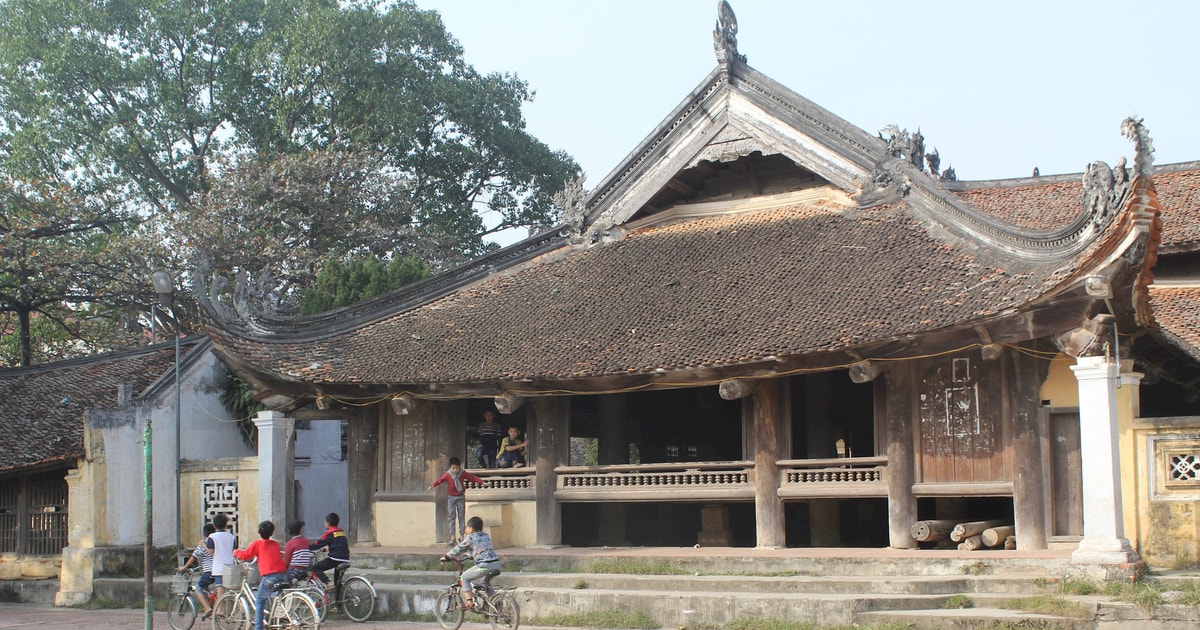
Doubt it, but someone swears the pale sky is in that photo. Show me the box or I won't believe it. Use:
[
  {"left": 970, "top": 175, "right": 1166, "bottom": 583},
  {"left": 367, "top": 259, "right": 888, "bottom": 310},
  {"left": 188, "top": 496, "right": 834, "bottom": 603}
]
[{"left": 417, "top": 0, "right": 1200, "bottom": 237}]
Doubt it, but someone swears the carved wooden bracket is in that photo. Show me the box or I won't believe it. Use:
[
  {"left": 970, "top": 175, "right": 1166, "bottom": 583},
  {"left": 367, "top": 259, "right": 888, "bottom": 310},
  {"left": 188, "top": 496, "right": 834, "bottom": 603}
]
[
  {"left": 718, "top": 379, "right": 756, "bottom": 400},
  {"left": 495, "top": 392, "right": 526, "bottom": 414}
]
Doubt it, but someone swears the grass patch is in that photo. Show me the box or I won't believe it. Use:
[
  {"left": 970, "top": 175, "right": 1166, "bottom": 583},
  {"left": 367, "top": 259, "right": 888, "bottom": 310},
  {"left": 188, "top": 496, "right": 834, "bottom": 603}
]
[
  {"left": 1101, "top": 579, "right": 1163, "bottom": 609},
  {"left": 1054, "top": 578, "right": 1098, "bottom": 596},
  {"left": 722, "top": 620, "right": 817, "bottom": 630},
  {"left": 1170, "top": 579, "right": 1200, "bottom": 605},
  {"left": 573, "top": 578, "right": 589, "bottom": 589},
  {"left": 69, "top": 596, "right": 133, "bottom": 609},
  {"left": 392, "top": 559, "right": 443, "bottom": 571},
  {"left": 527, "top": 609, "right": 658, "bottom": 629},
  {"left": 942, "top": 594, "right": 972, "bottom": 609},
  {"left": 997, "top": 594, "right": 1090, "bottom": 618},
  {"left": 588, "top": 559, "right": 689, "bottom": 575},
  {"left": 976, "top": 622, "right": 1071, "bottom": 629}
]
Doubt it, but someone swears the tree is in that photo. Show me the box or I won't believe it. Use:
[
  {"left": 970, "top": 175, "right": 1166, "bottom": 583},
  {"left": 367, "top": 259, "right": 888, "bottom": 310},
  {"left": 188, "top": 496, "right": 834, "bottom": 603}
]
[
  {"left": 0, "top": 0, "right": 579, "bottom": 266},
  {"left": 301, "top": 254, "right": 430, "bottom": 315},
  {"left": 0, "top": 177, "right": 154, "bottom": 366}
]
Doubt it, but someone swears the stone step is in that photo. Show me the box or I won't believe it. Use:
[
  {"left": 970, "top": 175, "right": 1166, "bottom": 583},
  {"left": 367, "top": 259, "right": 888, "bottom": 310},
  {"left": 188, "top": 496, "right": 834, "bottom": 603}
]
[
  {"left": 353, "top": 547, "right": 1075, "bottom": 578},
  {"left": 358, "top": 567, "right": 1052, "bottom": 596},
  {"left": 857, "top": 606, "right": 1090, "bottom": 629}
]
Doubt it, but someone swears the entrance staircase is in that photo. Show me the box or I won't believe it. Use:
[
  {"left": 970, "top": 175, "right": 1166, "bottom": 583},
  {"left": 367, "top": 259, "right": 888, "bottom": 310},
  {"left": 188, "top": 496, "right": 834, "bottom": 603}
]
[{"left": 80, "top": 546, "right": 1200, "bottom": 629}]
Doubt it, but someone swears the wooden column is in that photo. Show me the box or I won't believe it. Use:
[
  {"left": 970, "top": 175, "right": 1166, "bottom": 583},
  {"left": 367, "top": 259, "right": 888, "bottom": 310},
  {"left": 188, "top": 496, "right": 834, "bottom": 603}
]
[
  {"left": 1010, "top": 347, "right": 1048, "bottom": 550},
  {"left": 752, "top": 379, "right": 786, "bottom": 548},
  {"left": 885, "top": 366, "right": 918, "bottom": 549},
  {"left": 597, "top": 394, "right": 629, "bottom": 546},
  {"left": 431, "top": 400, "right": 464, "bottom": 544},
  {"left": 347, "top": 406, "right": 379, "bottom": 544},
  {"left": 531, "top": 396, "right": 569, "bottom": 546}
]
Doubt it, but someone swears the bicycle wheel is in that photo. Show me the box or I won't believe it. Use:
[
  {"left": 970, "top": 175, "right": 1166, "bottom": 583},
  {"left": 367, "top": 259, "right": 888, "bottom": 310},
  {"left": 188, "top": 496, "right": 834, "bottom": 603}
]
[
  {"left": 303, "top": 580, "right": 329, "bottom": 623},
  {"left": 340, "top": 575, "right": 376, "bottom": 622},
  {"left": 280, "top": 591, "right": 320, "bottom": 630},
  {"left": 434, "top": 590, "right": 465, "bottom": 630},
  {"left": 489, "top": 592, "right": 520, "bottom": 630},
  {"left": 166, "top": 593, "right": 197, "bottom": 630},
  {"left": 212, "top": 592, "right": 249, "bottom": 630}
]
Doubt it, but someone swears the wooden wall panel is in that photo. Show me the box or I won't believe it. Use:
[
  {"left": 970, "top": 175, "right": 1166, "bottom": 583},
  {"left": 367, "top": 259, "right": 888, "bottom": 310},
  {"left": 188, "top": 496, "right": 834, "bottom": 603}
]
[{"left": 917, "top": 350, "right": 1007, "bottom": 484}]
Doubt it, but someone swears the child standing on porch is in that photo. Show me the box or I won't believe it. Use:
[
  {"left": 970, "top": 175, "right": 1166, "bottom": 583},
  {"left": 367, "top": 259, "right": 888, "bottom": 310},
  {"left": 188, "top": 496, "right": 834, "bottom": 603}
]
[{"left": 428, "top": 457, "right": 487, "bottom": 544}]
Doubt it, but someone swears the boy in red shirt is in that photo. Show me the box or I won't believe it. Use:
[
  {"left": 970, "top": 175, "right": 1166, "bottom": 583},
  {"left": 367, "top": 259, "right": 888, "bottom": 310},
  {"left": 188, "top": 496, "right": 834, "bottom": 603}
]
[
  {"left": 234, "top": 520, "right": 286, "bottom": 630},
  {"left": 427, "top": 457, "right": 487, "bottom": 544}
]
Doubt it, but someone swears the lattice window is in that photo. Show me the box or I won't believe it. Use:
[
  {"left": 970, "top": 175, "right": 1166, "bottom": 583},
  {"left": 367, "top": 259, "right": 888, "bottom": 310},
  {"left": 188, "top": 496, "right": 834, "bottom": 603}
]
[
  {"left": 25, "top": 470, "right": 67, "bottom": 555},
  {"left": 1170, "top": 453, "right": 1200, "bottom": 482},
  {"left": 0, "top": 469, "right": 67, "bottom": 555},
  {"left": 0, "top": 479, "right": 18, "bottom": 553},
  {"left": 201, "top": 479, "right": 240, "bottom": 539}
]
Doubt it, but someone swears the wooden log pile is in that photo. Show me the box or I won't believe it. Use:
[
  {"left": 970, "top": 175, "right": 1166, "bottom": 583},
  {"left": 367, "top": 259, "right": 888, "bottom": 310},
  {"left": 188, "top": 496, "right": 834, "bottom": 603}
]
[{"left": 910, "top": 519, "right": 1014, "bottom": 550}]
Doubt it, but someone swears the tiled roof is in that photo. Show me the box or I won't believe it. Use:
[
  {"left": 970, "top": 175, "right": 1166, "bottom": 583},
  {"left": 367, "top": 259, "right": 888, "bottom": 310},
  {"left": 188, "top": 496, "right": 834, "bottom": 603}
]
[
  {"left": 1148, "top": 285, "right": 1200, "bottom": 362},
  {"left": 206, "top": 199, "right": 1079, "bottom": 389},
  {"left": 0, "top": 343, "right": 186, "bottom": 473},
  {"left": 951, "top": 163, "right": 1200, "bottom": 251}
]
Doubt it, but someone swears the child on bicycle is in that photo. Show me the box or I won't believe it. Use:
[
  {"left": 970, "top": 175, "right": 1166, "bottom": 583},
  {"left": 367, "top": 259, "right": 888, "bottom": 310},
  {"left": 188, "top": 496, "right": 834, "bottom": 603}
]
[
  {"left": 439, "top": 516, "right": 500, "bottom": 611},
  {"left": 308, "top": 512, "right": 349, "bottom": 588},
  {"left": 282, "top": 520, "right": 312, "bottom": 584},
  {"left": 233, "top": 520, "right": 287, "bottom": 630},
  {"left": 178, "top": 522, "right": 216, "bottom": 618}
]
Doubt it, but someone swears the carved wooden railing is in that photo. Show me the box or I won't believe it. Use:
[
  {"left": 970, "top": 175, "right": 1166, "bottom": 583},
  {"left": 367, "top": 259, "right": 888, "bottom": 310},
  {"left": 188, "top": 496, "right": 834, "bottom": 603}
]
[
  {"left": 776, "top": 456, "right": 888, "bottom": 498},
  {"left": 554, "top": 461, "right": 755, "bottom": 502},
  {"left": 463, "top": 467, "right": 536, "bottom": 501}
]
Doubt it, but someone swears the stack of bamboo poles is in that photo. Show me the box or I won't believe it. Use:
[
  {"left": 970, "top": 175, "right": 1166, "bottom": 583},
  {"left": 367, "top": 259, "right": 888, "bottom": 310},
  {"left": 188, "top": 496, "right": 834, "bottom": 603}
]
[{"left": 910, "top": 519, "right": 1015, "bottom": 550}]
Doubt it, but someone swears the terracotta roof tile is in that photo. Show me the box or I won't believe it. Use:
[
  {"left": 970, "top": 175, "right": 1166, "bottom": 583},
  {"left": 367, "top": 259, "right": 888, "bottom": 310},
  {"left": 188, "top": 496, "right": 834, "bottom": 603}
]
[
  {"left": 0, "top": 344, "right": 184, "bottom": 473},
  {"left": 1149, "top": 285, "right": 1200, "bottom": 361},
  {"left": 210, "top": 201, "right": 1069, "bottom": 387}
]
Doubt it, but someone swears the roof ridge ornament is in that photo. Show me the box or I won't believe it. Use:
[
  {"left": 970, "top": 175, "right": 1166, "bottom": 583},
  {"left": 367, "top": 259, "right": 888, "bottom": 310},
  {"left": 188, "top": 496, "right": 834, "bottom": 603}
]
[
  {"left": 1080, "top": 118, "right": 1153, "bottom": 229},
  {"left": 1120, "top": 116, "right": 1155, "bottom": 177},
  {"left": 713, "top": 1, "right": 746, "bottom": 66}
]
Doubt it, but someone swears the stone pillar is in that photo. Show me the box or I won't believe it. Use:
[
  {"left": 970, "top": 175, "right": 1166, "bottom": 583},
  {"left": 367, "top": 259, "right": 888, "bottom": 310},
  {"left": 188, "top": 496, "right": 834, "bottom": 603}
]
[
  {"left": 885, "top": 367, "right": 919, "bottom": 549},
  {"left": 254, "top": 410, "right": 295, "bottom": 529},
  {"left": 55, "top": 468, "right": 95, "bottom": 606},
  {"left": 531, "top": 397, "right": 569, "bottom": 547},
  {"left": 752, "top": 379, "right": 786, "bottom": 548},
  {"left": 597, "top": 395, "right": 629, "bottom": 546},
  {"left": 1070, "top": 356, "right": 1138, "bottom": 564}
]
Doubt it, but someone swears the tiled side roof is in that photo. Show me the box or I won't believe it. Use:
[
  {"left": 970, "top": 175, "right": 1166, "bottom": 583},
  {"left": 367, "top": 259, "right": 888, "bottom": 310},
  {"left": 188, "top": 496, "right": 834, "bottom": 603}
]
[
  {"left": 1153, "top": 168, "right": 1200, "bottom": 253},
  {"left": 952, "top": 164, "right": 1200, "bottom": 251},
  {"left": 207, "top": 200, "right": 1073, "bottom": 388},
  {"left": 1148, "top": 285, "right": 1200, "bottom": 362},
  {"left": 0, "top": 344, "right": 184, "bottom": 473},
  {"left": 954, "top": 179, "right": 1082, "bottom": 231}
]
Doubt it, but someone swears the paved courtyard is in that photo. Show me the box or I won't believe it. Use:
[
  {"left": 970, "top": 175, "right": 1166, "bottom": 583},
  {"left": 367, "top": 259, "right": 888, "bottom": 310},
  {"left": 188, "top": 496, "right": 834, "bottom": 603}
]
[{"left": 0, "top": 601, "right": 588, "bottom": 630}]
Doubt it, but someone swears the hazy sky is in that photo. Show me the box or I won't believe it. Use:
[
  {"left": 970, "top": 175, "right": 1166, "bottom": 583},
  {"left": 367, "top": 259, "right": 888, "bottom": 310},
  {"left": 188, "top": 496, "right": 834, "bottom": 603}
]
[{"left": 418, "top": 0, "right": 1200, "bottom": 235}]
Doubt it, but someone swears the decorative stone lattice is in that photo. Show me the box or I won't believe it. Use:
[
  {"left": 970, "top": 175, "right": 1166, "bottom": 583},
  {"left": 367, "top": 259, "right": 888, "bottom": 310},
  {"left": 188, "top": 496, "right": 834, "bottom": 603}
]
[
  {"left": 202, "top": 479, "right": 240, "bottom": 538},
  {"left": 1169, "top": 454, "right": 1200, "bottom": 483}
]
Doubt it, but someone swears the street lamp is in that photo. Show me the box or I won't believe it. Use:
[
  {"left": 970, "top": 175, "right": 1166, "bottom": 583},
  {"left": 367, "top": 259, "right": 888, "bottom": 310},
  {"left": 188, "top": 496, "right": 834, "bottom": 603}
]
[{"left": 146, "top": 270, "right": 181, "bottom": 630}]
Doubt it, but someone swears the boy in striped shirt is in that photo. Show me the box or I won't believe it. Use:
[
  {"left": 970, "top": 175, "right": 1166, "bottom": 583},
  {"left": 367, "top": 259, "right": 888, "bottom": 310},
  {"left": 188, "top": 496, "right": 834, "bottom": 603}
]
[
  {"left": 283, "top": 520, "right": 312, "bottom": 583},
  {"left": 178, "top": 523, "right": 216, "bottom": 617}
]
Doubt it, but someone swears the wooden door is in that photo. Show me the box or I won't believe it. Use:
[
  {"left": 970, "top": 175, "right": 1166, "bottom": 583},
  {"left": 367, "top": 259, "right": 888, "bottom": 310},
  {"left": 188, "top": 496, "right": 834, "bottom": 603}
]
[
  {"left": 1048, "top": 410, "right": 1083, "bottom": 537},
  {"left": 917, "top": 351, "right": 1007, "bottom": 483}
]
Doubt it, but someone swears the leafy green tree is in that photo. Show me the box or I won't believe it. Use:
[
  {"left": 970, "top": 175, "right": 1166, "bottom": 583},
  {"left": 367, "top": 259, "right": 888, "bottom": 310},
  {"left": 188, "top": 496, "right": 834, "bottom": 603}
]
[
  {"left": 0, "top": 0, "right": 579, "bottom": 264},
  {"left": 301, "top": 253, "right": 431, "bottom": 315}
]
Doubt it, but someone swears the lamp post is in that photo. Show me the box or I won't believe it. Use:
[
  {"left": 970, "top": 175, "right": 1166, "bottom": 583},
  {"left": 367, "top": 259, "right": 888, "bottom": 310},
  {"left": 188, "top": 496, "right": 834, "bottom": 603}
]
[
  {"left": 152, "top": 271, "right": 183, "bottom": 558},
  {"left": 147, "top": 270, "right": 181, "bottom": 630}
]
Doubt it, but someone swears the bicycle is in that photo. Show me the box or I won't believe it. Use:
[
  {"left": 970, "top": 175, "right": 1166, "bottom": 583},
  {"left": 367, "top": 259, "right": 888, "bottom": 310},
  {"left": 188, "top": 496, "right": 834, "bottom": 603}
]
[
  {"left": 211, "top": 559, "right": 320, "bottom": 630},
  {"left": 166, "top": 568, "right": 216, "bottom": 630},
  {"left": 433, "top": 557, "right": 519, "bottom": 630},
  {"left": 301, "top": 550, "right": 377, "bottom": 623}
]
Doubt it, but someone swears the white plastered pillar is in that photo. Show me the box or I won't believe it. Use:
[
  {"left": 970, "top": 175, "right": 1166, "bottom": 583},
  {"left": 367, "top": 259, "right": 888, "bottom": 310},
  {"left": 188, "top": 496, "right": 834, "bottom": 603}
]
[
  {"left": 254, "top": 410, "right": 295, "bottom": 528},
  {"left": 1069, "top": 355, "right": 1138, "bottom": 564}
]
